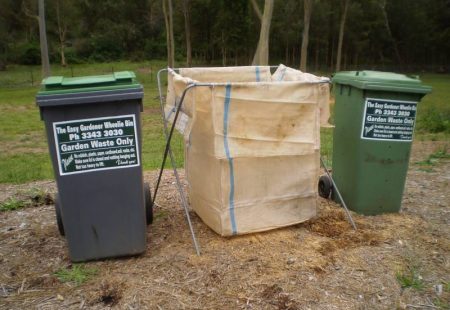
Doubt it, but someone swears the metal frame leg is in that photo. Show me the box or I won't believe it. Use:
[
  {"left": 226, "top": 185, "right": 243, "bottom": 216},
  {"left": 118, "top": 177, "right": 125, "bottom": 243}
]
[
  {"left": 320, "top": 156, "right": 357, "bottom": 230},
  {"left": 154, "top": 68, "right": 200, "bottom": 255}
]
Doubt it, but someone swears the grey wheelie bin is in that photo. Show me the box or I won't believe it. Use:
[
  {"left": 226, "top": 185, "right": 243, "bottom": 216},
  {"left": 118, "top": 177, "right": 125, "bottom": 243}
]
[{"left": 36, "top": 71, "right": 152, "bottom": 262}]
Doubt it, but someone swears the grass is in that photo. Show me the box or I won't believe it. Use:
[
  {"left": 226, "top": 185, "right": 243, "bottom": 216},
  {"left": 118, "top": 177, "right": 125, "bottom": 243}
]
[
  {"left": 0, "top": 197, "right": 27, "bottom": 211},
  {"left": 417, "top": 74, "right": 450, "bottom": 133},
  {"left": 0, "top": 60, "right": 184, "bottom": 183},
  {"left": 54, "top": 264, "right": 98, "bottom": 285},
  {"left": 0, "top": 153, "right": 54, "bottom": 183},
  {"left": 433, "top": 282, "right": 450, "bottom": 310},
  {"left": 433, "top": 298, "right": 450, "bottom": 310},
  {"left": 0, "top": 187, "right": 53, "bottom": 211},
  {"left": 153, "top": 209, "right": 170, "bottom": 221},
  {"left": 445, "top": 281, "right": 450, "bottom": 292},
  {"left": 396, "top": 266, "right": 424, "bottom": 290},
  {"left": 415, "top": 146, "right": 449, "bottom": 172},
  {"left": 0, "top": 62, "right": 449, "bottom": 184},
  {"left": 320, "top": 127, "right": 334, "bottom": 169}
]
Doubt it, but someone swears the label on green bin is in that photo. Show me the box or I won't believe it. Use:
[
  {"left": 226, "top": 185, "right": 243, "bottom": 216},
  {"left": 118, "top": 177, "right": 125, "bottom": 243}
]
[
  {"left": 361, "top": 98, "right": 417, "bottom": 141},
  {"left": 53, "top": 115, "right": 140, "bottom": 175}
]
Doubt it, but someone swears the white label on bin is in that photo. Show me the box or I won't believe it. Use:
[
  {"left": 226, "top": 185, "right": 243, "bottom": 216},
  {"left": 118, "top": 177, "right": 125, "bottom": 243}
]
[
  {"left": 53, "top": 115, "right": 140, "bottom": 176},
  {"left": 361, "top": 98, "right": 418, "bottom": 142}
]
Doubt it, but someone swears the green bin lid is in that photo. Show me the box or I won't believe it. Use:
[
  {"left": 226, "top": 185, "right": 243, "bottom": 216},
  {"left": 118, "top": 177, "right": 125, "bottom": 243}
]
[
  {"left": 332, "top": 70, "right": 431, "bottom": 94},
  {"left": 38, "top": 71, "right": 141, "bottom": 95}
]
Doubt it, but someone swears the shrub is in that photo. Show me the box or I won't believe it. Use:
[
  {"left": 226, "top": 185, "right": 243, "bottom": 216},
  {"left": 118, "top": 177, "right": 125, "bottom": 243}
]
[
  {"left": 64, "top": 47, "right": 84, "bottom": 65},
  {"left": 90, "top": 34, "right": 123, "bottom": 61},
  {"left": 417, "top": 107, "right": 450, "bottom": 133},
  {"left": 144, "top": 40, "right": 166, "bottom": 60},
  {"left": 16, "top": 42, "right": 41, "bottom": 65}
]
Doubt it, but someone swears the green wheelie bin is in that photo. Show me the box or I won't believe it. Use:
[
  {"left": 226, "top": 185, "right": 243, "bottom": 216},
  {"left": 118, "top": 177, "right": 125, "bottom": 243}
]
[{"left": 329, "top": 71, "right": 431, "bottom": 215}]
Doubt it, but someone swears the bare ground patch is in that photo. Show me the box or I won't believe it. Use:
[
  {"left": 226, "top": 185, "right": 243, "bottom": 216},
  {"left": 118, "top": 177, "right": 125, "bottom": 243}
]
[{"left": 0, "top": 140, "right": 448, "bottom": 309}]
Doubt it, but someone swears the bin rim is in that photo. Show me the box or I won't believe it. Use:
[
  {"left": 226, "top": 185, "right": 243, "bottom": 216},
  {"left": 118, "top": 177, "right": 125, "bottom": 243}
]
[
  {"left": 37, "top": 71, "right": 142, "bottom": 96},
  {"left": 36, "top": 86, "right": 144, "bottom": 108},
  {"left": 332, "top": 70, "right": 432, "bottom": 94}
]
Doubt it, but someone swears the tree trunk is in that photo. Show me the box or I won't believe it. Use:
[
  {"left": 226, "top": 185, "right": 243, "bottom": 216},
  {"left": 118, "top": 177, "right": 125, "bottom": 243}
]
[
  {"left": 182, "top": 0, "right": 192, "bottom": 67},
  {"left": 38, "top": 0, "right": 50, "bottom": 77},
  {"left": 300, "top": 0, "right": 313, "bottom": 71},
  {"left": 330, "top": 36, "right": 335, "bottom": 70},
  {"left": 335, "top": 0, "right": 349, "bottom": 72},
  {"left": 221, "top": 31, "right": 226, "bottom": 66},
  {"left": 292, "top": 46, "right": 295, "bottom": 64},
  {"left": 315, "top": 40, "right": 319, "bottom": 71},
  {"left": 379, "top": 0, "right": 402, "bottom": 65},
  {"left": 56, "top": 0, "right": 67, "bottom": 67},
  {"left": 162, "top": 0, "right": 175, "bottom": 68},
  {"left": 285, "top": 43, "right": 289, "bottom": 65},
  {"left": 251, "top": 0, "right": 274, "bottom": 66},
  {"left": 343, "top": 48, "right": 347, "bottom": 70}
]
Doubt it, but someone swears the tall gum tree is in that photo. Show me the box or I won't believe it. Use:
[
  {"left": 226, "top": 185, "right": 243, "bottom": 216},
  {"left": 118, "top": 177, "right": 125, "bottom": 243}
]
[
  {"left": 22, "top": 0, "right": 51, "bottom": 77},
  {"left": 162, "top": 0, "right": 175, "bottom": 68},
  {"left": 300, "top": 0, "right": 313, "bottom": 72},
  {"left": 378, "top": 0, "right": 402, "bottom": 66},
  {"left": 182, "top": 0, "right": 192, "bottom": 67},
  {"left": 38, "top": 0, "right": 50, "bottom": 77},
  {"left": 251, "top": 0, "right": 274, "bottom": 66},
  {"left": 55, "top": 0, "right": 67, "bottom": 67},
  {"left": 336, "top": 0, "right": 350, "bottom": 71}
]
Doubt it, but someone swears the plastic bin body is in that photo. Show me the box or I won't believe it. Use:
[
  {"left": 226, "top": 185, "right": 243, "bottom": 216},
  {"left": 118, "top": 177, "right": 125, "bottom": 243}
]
[
  {"left": 331, "top": 71, "right": 431, "bottom": 215},
  {"left": 36, "top": 72, "right": 146, "bottom": 261}
]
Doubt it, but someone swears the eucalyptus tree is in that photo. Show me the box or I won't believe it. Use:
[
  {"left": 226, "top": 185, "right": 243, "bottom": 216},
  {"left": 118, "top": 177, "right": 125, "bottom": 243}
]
[{"left": 251, "top": 0, "right": 274, "bottom": 65}]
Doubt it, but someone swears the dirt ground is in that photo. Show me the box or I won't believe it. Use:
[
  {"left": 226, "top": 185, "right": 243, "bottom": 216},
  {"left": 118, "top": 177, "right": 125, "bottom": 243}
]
[{"left": 0, "top": 141, "right": 449, "bottom": 310}]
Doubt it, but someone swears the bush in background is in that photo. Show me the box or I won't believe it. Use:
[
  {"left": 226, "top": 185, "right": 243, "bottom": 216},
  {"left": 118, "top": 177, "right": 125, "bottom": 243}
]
[
  {"left": 417, "top": 105, "right": 450, "bottom": 133},
  {"left": 14, "top": 42, "right": 41, "bottom": 65}
]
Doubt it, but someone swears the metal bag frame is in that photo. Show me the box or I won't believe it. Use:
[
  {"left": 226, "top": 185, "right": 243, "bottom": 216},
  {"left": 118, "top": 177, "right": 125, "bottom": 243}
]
[{"left": 153, "top": 66, "right": 355, "bottom": 255}]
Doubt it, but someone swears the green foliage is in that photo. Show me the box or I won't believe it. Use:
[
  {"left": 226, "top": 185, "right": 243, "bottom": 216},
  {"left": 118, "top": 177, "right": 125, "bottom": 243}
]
[
  {"left": 0, "top": 198, "right": 27, "bottom": 212},
  {"left": 0, "top": 187, "right": 53, "bottom": 211},
  {"left": 415, "top": 146, "right": 449, "bottom": 171},
  {"left": 429, "top": 148, "right": 450, "bottom": 160},
  {"left": 0, "top": 153, "right": 54, "bottom": 184},
  {"left": 416, "top": 74, "right": 450, "bottom": 134},
  {"left": 396, "top": 266, "right": 424, "bottom": 290},
  {"left": 419, "top": 109, "right": 450, "bottom": 133},
  {"left": 25, "top": 187, "right": 54, "bottom": 206},
  {"left": 14, "top": 42, "right": 41, "bottom": 65},
  {"left": 433, "top": 297, "right": 450, "bottom": 310},
  {"left": 54, "top": 264, "right": 98, "bottom": 285},
  {"left": 90, "top": 32, "right": 124, "bottom": 62},
  {"left": 0, "top": 62, "right": 447, "bottom": 184},
  {"left": 144, "top": 40, "right": 165, "bottom": 60},
  {"left": 64, "top": 47, "right": 84, "bottom": 65},
  {"left": 415, "top": 158, "right": 436, "bottom": 167},
  {"left": 0, "top": 61, "right": 184, "bottom": 184},
  {"left": 1, "top": 0, "right": 448, "bottom": 68},
  {"left": 445, "top": 281, "right": 450, "bottom": 292},
  {"left": 154, "top": 210, "right": 169, "bottom": 221},
  {"left": 320, "top": 127, "right": 334, "bottom": 168}
]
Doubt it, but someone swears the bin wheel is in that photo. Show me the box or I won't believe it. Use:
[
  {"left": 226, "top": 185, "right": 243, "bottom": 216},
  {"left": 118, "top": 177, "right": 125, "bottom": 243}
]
[
  {"left": 144, "top": 183, "right": 153, "bottom": 225},
  {"left": 318, "top": 175, "right": 333, "bottom": 199},
  {"left": 54, "top": 194, "right": 65, "bottom": 236}
]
